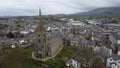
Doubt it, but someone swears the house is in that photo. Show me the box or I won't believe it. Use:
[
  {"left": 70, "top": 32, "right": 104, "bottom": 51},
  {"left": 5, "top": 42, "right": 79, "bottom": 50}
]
[
  {"left": 109, "top": 33, "right": 120, "bottom": 53},
  {"left": 94, "top": 46, "right": 112, "bottom": 58},
  {"left": 118, "top": 46, "right": 120, "bottom": 55},
  {"left": 66, "top": 36, "right": 80, "bottom": 46},
  {"left": 20, "top": 31, "right": 29, "bottom": 35},
  {"left": 69, "top": 20, "right": 86, "bottom": 26},
  {"left": 19, "top": 39, "right": 28, "bottom": 45},
  {"left": 109, "top": 33, "right": 120, "bottom": 45},
  {"left": 94, "top": 33, "right": 107, "bottom": 42},
  {"left": 78, "top": 40, "right": 95, "bottom": 48},
  {"left": 106, "top": 54, "right": 120, "bottom": 68},
  {"left": 66, "top": 59, "right": 80, "bottom": 68}
]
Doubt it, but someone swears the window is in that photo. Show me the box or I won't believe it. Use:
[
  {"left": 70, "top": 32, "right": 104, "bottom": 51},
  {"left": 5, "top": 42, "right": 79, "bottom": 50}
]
[
  {"left": 44, "top": 34, "right": 46, "bottom": 37},
  {"left": 38, "top": 39, "right": 40, "bottom": 42},
  {"left": 110, "top": 58, "right": 112, "bottom": 61},
  {"left": 118, "top": 61, "right": 120, "bottom": 64},
  {"left": 44, "top": 39, "right": 46, "bottom": 42},
  {"left": 38, "top": 34, "right": 40, "bottom": 37}
]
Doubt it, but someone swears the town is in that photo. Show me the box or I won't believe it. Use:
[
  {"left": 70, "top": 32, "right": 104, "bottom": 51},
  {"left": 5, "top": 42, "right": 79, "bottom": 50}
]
[{"left": 0, "top": 9, "right": 120, "bottom": 68}]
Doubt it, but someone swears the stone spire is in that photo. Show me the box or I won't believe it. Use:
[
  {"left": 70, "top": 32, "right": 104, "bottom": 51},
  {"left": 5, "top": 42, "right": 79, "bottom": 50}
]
[{"left": 36, "top": 9, "right": 44, "bottom": 32}]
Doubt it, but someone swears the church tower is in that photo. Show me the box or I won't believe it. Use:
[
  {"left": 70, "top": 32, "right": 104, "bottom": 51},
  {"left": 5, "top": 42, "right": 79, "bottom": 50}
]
[{"left": 34, "top": 9, "right": 46, "bottom": 59}]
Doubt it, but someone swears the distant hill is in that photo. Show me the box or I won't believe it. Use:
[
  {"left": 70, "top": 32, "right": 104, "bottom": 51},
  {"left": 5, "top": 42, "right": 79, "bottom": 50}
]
[
  {"left": 1, "top": 7, "right": 120, "bottom": 18},
  {"left": 69, "top": 7, "right": 120, "bottom": 17}
]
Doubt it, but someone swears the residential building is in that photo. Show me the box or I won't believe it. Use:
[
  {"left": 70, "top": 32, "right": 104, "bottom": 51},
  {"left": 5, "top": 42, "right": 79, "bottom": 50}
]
[
  {"left": 106, "top": 54, "right": 120, "bottom": 68},
  {"left": 66, "top": 59, "right": 80, "bottom": 68}
]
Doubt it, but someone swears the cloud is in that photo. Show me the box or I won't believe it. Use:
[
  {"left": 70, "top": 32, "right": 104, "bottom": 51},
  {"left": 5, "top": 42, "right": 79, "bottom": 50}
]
[{"left": 0, "top": 0, "right": 120, "bottom": 16}]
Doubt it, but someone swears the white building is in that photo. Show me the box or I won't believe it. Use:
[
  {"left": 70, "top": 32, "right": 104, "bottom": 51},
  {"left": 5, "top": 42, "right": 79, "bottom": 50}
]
[
  {"left": 20, "top": 31, "right": 29, "bottom": 35},
  {"left": 106, "top": 54, "right": 120, "bottom": 68},
  {"left": 66, "top": 59, "right": 80, "bottom": 68},
  {"left": 68, "top": 19, "right": 86, "bottom": 26},
  {"left": 11, "top": 45, "right": 16, "bottom": 48},
  {"left": 87, "top": 20, "right": 103, "bottom": 25},
  {"left": 19, "top": 39, "right": 26, "bottom": 45}
]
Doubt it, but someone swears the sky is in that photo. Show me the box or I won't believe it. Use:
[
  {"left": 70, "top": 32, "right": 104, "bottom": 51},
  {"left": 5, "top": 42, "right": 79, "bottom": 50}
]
[{"left": 0, "top": 0, "right": 120, "bottom": 16}]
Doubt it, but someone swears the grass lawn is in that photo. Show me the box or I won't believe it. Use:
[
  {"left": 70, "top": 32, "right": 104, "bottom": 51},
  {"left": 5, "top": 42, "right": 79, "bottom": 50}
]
[
  {"left": 24, "top": 46, "right": 35, "bottom": 58},
  {"left": 0, "top": 46, "right": 39, "bottom": 68},
  {"left": 43, "top": 45, "right": 75, "bottom": 68},
  {"left": 0, "top": 45, "right": 75, "bottom": 68},
  {"left": 24, "top": 45, "right": 75, "bottom": 68}
]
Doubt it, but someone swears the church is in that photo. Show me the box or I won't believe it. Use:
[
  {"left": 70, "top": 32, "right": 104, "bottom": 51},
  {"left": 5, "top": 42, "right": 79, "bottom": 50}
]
[{"left": 33, "top": 10, "right": 64, "bottom": 60}]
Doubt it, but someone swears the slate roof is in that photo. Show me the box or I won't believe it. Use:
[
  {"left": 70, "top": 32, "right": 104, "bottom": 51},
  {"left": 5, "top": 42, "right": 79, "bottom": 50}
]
[
  {"left": 100, "top": 46, "right": 111, "bottom": 57},
  {"left": 110, "top": 32, "right": 120, "bottom": 40},
  {"left": 67, "top": 36, "right": 80, "bottom": 42},
  {"left": 109, "top": 62, "right": 117, "bottom": 65},
  {"left": 80, "top": 40, "right": 95, "bottom": 45},
  {"left": 109, "top": 54, "right": 120, "bottom": 61}
]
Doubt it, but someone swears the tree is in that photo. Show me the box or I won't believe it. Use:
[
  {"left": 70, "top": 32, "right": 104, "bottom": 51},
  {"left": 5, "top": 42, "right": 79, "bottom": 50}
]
[
  {"left": 6, "top": 32, "right": 15, "bottom": 38},
  {"left": 0, "top": 48, "right": 39, "bottom": 68},
  {"left": 74, "top": 48, "right": 104, "bottom": 68},
  {"left": 85, "top": 34, "right": 91, "bottom": 40}
]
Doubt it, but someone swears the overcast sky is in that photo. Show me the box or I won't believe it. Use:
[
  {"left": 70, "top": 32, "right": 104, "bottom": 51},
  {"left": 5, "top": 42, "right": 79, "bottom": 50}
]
[{"left": 0, "top": 0, "right": 120, "bottom": 16}]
